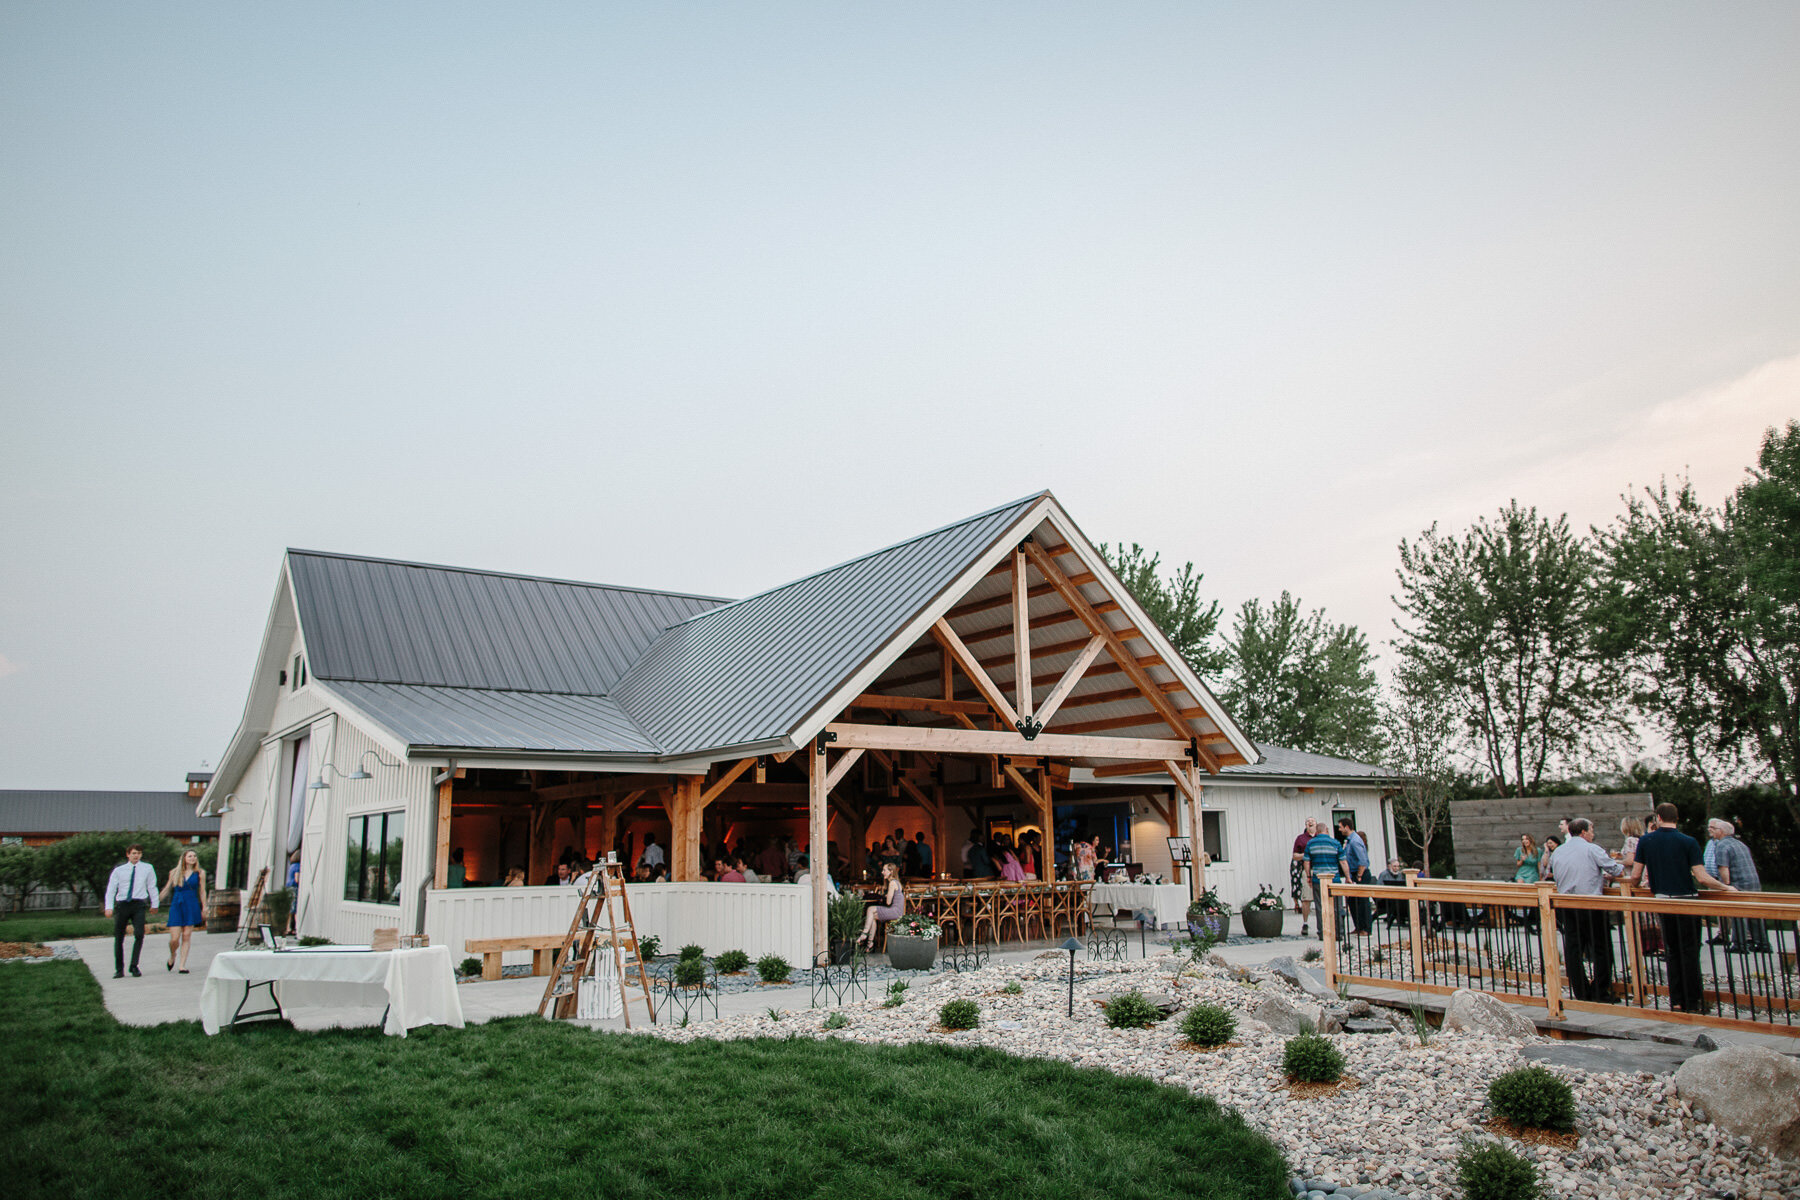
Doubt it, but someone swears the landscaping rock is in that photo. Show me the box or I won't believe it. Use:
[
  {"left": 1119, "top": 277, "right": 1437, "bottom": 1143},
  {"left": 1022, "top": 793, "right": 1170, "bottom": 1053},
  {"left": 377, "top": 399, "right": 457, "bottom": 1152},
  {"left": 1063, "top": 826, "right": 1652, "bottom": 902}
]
[
  {"left": 1344, "top": 1018, "right": 1393, "bottom": 1035},
  {"left": 1266, "top": 955, "right": 1339, "bottom": 1002},
  {"left": 1442, "top": 988, "right": 1538, "bottom": 1042},
  {"left": 1674, "top": 1044, "right": 1800, "bottom": 1161},
  {"left": 1245, "top": 990, "right": 1312, "bottom": 1035}
]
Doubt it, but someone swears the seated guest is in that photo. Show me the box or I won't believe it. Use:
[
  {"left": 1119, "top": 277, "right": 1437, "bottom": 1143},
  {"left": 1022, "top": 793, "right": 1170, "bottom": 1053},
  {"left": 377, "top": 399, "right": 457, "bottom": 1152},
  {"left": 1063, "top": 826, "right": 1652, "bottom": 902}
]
[
  {"left": 998, "top": 844, "right": 1026, "bottom": 882},
  {"left": 739, "top": 857, "right": 761, "bottom": 884},
  {"left": 719, "top": 860, "right": 746, "bottom": 883},
  {"left": 857, "top": 861, "right": 904, "bottom": 950},
  {"left": 795, "top": 854, "right": 838, "bottom": 899},
  {"left": 504, "top": 866, "right": 526, "bottom": 887}
]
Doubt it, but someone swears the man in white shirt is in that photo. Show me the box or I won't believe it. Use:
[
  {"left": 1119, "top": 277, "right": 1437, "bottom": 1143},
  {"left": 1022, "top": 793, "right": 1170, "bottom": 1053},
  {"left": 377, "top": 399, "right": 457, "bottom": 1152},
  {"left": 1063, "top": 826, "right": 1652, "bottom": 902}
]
[
  {"left": 1548, "top": 818, "right": 1625, "bottom": 1003},
  {"left": 639, "top": 834, "right": 665, "bottom": 872},
  {"left": 104, "top": 845, "right": 160, "bottom": 979}
]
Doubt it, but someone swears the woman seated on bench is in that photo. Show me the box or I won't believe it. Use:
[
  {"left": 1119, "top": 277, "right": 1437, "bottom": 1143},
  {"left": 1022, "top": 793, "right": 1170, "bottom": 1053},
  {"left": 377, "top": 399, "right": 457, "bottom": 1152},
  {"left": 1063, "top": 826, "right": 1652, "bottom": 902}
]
[{"left": 857, "top": 861, "right": 904, "bottom": 950}]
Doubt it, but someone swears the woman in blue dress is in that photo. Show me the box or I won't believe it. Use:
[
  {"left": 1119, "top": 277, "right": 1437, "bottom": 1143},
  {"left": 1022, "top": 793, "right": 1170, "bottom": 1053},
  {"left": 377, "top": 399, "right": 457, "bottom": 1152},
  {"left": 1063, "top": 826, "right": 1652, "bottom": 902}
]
[{"left": 161, "top": 849, "right": 207, "bottom": 973}]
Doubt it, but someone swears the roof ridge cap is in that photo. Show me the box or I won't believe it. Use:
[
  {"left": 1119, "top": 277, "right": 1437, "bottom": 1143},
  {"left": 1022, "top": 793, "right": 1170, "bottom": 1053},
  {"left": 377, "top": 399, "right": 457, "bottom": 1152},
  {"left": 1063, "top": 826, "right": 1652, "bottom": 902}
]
[{"left": 285, "top": 549, "right": 733, "bottom": 605}]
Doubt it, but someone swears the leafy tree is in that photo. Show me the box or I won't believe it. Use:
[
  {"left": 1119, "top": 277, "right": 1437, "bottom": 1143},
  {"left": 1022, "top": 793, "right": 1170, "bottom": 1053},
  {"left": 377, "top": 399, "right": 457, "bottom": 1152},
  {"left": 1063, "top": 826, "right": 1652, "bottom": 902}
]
[
  {"left": 1100, "top": 543, "right": 1227, "bottom": 678},
  {"left": 1596, "top": 421, "right": 1800, "bottom": 826},
  {"left": 0, "top": 843, "right": 46, "bottom": 913},
  {"left": 40, "top": 831, "right": 182, "bottom": 907},
  {"left": 1393, "top": 501, "right": 1628, "bottom": 796},
  {"left": 1220, "top": 592, "right": 1383, "bottom": 761},
  {"left": 1380, "top": 669, "right": 1458, "bottom": 874}
]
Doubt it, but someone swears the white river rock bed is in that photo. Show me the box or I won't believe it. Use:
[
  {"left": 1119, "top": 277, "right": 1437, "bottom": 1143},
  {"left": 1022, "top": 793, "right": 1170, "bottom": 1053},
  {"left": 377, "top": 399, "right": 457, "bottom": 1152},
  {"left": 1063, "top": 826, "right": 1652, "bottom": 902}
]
[{"left": 644, "top": 953, "right": 1799, "bottom": 1200}]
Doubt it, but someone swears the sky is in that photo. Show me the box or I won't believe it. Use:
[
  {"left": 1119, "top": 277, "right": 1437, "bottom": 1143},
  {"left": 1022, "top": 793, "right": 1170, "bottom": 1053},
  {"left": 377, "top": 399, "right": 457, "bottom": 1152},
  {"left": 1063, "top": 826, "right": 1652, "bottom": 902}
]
[{"left": 2, "top": 4, "right": 1797, "bottom": 789}]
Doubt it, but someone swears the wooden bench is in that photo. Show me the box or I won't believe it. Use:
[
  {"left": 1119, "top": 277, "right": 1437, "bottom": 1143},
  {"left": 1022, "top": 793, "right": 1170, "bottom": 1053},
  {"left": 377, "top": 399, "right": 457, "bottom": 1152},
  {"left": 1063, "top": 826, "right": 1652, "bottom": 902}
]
[{"left": 465, "top": 935, "right": 569, "bottom": 982}]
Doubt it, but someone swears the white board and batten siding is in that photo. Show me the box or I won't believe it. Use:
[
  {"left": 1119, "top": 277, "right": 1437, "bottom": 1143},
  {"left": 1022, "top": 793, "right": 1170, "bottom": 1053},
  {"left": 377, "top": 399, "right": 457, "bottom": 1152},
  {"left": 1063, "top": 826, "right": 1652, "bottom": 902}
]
[
  {"left": 425, "top": 883, "right": 814, "bottom": 968},
  {"left": 1191, "top": 782, "right": 1393, "bottom": 909}
]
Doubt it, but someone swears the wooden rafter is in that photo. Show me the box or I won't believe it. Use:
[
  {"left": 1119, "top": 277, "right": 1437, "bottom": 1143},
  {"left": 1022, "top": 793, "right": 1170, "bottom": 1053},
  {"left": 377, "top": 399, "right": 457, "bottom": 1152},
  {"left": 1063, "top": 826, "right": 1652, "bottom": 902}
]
[
  {"left": 1022, "top": 541, "right": 1222, "bottom": 774},
  {"left": 869, "top": 748, "right": 942, "bottom": 818},
  {"left": 825, "top": 721, "right": 1190, "bottom": 761},
  {"left": 1013, "top": 548, "right": 1032, "bottom": 719},
  {"left": 699, "top": 756, "right": 758, "bottom": 809},
  {"left": 1032, "top": 634, "right": 1105, "bottom": 728},
  {"left": 930, "top": 619, "right": 1019, "bottom": 729},
  {"left": 823, "top": 747, "right": 866, "bottom": 794},
  {"left": 878, "top": 636, "right": 1163, "bottom": 693},
  {"left": 849, "top": 693, "right": 991, "bottom": 716}
]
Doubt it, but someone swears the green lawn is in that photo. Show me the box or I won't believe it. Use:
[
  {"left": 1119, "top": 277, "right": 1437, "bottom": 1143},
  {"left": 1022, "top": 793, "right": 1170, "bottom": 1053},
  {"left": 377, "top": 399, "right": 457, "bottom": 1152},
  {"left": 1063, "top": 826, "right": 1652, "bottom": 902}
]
[
  {"left": 0, "top": 912, "right": 120, "bottom": 941},
  {"left": 0, "top": 963, "right": 1289, "bottom": 1200}
]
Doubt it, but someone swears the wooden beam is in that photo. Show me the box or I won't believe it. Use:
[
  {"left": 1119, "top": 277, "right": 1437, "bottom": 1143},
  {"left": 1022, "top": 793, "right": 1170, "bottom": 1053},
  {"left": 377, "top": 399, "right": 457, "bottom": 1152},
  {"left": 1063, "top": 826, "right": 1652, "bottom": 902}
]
[
  {"left": 823, "top": 747, "right": 866, "bottom": 794},
  {"left": 870, "top": 749, "right": 941, "bottom": 819},
  {"left": 433, "top": 776, "right": 454, "bottom": 888},
  {"left": 809, "top": 739, "right": 828, "bottom": 965},
  {"left": 1033, "top": 634, "right": 1105, "bottom": 727},
  {"left": 825, "top": 721, "right": 1191, "bottom": 761},
  {"left": 879, "top": 636, "right": 1161, "bottom": 693},
  {"left": 943, "top": 573, "right": 1099, "bottom": 621},
  {"left": 1023, "top": 540, "right": 1222, "bottom": 774},
  {"left": 699, "top": 756, "right": 757, "bottom": 809},
  {"left": 1091, "top": 759, "right": 1171, "bottom": 778},
  {"left": 1055, "top": 708, "right": 1210, "bottom": 736},
  {"left": 669, "top": 775, "right": 704, "bottom": 882},
  {"left": 849, "top": 693, "right": 991, "bottom": 716},
  {"left": 533, "top": 773, "right": 674, "bottom": 803},
  {"left": 931, "top": 619, "right": 1019, "bottom": 729},
  {"left": 1013, "top": 548, "right": 1032, "bottom": 720}
]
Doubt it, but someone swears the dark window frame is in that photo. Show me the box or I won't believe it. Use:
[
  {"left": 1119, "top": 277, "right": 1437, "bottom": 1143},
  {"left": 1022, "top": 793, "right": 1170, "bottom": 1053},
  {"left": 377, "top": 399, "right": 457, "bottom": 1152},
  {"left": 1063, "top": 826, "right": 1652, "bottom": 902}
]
[{"left": 344, "top": 810, "right": 403, "bottom": 905}]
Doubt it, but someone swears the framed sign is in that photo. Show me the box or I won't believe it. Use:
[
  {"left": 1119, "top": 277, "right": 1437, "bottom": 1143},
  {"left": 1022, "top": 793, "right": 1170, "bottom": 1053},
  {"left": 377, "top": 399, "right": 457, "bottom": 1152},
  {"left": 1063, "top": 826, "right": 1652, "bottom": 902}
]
[{"left": 1166, "top": 836, "right": 1193, "bottom": 864}]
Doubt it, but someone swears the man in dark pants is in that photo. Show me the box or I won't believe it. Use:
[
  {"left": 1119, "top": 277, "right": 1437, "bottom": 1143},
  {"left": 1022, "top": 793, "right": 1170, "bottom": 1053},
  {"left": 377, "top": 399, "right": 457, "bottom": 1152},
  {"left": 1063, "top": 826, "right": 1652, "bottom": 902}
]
[
  {"left": 1636, "top": 803, "right": 1736, "bottom": 1014},
  {"left": 1548, "top": 818, "right": 1624, "bottom": 1002},
  {"left": 103, "top": 844, "right": 160, "bottom": 979}
]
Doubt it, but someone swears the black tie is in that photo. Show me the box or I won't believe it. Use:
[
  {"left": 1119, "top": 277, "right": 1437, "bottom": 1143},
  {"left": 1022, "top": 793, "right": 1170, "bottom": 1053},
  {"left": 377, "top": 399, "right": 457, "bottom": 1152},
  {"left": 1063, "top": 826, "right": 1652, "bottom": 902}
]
[{"left": 127, "top": 864, "right": 136, "bottom": 902}]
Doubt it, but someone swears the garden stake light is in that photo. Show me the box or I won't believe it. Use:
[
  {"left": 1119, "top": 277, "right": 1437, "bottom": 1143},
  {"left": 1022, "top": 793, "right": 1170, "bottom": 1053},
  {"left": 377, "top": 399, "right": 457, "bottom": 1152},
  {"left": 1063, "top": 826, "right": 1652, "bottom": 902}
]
[{"left": 1061, "top": 936, "right": 1081, "bottom": 1016}]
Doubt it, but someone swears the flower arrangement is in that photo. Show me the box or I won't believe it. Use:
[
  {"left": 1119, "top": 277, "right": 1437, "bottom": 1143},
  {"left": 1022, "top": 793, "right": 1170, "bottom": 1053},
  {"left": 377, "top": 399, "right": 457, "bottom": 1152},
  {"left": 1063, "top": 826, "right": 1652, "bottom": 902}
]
[
  {"left": 888, "top": 913, "right": 941, "bottom": 939},
  {"left": 1243, "top": 883, "right": 1285, "bottom": 913},
  {"left": 1186, "top": 887, "right": 1231, "bottom": 919}
]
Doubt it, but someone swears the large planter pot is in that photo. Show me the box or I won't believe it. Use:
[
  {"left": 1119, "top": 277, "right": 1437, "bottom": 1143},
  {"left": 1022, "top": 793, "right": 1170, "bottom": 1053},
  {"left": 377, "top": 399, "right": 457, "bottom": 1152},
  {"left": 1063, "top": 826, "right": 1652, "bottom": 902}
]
[
  {"left": 1187, "top": 912, "right": 1230, "bottom": 942},
  {"left": 885, "top": 933, "right": 939, "bottom": 970},
  {"left": 829, "top": 938, "right": 856, "bottom": 966},
  {"left": 1240, "top": 906, "right": 1284, "bottom": 939}
]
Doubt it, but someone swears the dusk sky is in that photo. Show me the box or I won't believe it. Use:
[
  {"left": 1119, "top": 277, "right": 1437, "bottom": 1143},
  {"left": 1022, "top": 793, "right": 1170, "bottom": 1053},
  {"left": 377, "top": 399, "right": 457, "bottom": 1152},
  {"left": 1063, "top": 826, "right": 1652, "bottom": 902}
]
[{"left": 3, "top": 5, "right": 1797, "bottom": 788}]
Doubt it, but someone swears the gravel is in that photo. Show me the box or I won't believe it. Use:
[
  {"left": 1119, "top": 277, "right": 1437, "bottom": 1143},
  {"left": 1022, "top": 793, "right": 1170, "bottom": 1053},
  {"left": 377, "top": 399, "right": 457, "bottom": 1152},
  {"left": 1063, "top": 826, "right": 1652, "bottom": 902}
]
[{"left": 641, "top": 951, "right": 1800, "bottom": 1200}]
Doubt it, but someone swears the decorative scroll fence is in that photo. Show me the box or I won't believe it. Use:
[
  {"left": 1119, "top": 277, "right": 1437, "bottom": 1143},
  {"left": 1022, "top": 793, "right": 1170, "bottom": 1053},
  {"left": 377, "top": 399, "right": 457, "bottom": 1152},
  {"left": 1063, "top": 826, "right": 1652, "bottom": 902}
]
[{"left": 1320, "top": 873, "right": 1800, "bottom": 1038}]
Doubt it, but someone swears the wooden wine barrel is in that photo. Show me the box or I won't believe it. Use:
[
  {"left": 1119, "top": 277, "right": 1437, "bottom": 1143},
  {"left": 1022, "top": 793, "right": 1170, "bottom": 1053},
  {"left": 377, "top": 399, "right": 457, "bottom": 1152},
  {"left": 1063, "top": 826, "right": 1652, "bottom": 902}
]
[{"left": 205, "top": 891, "right": 241, "bottom": 934}]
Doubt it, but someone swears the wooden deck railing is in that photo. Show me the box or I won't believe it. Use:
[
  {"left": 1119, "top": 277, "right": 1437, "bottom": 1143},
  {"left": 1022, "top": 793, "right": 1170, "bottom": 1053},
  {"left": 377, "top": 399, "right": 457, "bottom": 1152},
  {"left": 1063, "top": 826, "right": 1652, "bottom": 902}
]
[{"left": 1319, "top": 872, "right": 1800, "bottom": 1038}]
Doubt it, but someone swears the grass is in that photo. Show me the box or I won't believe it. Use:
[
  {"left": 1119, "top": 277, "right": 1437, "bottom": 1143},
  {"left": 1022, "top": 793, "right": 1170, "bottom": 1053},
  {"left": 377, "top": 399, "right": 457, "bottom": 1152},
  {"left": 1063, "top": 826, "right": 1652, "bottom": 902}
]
[
  {"left": 0, "top": 963, "right": 1289, "bottom": 1200},
  {"left": 0, "top": 913, "right": 120, "bottom": 941}
]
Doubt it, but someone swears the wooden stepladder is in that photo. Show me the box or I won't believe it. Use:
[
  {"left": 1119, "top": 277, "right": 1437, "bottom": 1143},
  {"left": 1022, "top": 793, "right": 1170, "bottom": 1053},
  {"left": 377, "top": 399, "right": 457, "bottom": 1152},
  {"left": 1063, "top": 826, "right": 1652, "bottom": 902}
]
[
  {"left": 537, "top": 861, "right": 657, "bottom": 1027},
  {"left": 234, "top": 867, "right": 271, "bottom": 949}
]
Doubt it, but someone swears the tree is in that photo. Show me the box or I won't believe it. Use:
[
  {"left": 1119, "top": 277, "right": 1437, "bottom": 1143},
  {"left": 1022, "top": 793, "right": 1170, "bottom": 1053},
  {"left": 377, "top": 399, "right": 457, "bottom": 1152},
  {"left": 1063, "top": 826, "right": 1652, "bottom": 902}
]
[
  {"left": 40, "top": 831, "right": 182, "bottom": 908},
  {"left": 1393, "top": 501, "right": 1628, "bottom": 796},
  {"left": 1596, "top": 421, "right": 1800, "bottom": 826},
  {"left": 0, "top": 843, "right": 45, "bottom": 914},
  {"left": 1101, "top": 543, "right": 1228, "bottom": 678},
  {"left": 1219, "top": 592, "right": 1384, "bottom": 761},
  {"left": 1380, "top": 669, "right": 1459, "bottom": 875}
]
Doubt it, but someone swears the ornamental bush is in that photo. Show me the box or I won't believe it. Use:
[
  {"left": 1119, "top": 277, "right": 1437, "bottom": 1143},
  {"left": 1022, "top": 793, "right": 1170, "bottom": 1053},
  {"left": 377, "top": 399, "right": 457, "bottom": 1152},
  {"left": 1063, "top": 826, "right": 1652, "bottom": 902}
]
[
  {"left": 714, "top": 949, "right": 751, "bottom": 974},
  {"left": 1281, "top": 1033, "right": 1345, "bottom": 1083},
  {"left": 755, "top": 953, "right": 791, "bottom": 983},
  {"left": 635, "top": 935, "right": 661, "bottom": 961},
  {"left": 1487, "top": 1065, "right": 1576, "bottom": 1132},
  {"left": 458, "top": 956, "right": 482, "bottom": 977},
  {"left": 1456, "top": 1139, "right": 1543, "bottom": 1200},
  {"left": 939, "top": 998, "right": 980, "bottom": 1030},
  {"left": 1103, "top": 990, "right": 1164, "bottom": 1029},
  {"left": 1181, "top": 1003, "right": 1236, "bottom": 1047},
  {"left": 673, "top": 956, "right": 708, "bottom": 988},
  {"left": 678, "top": 943, "right": 705, "bottom": 961}
]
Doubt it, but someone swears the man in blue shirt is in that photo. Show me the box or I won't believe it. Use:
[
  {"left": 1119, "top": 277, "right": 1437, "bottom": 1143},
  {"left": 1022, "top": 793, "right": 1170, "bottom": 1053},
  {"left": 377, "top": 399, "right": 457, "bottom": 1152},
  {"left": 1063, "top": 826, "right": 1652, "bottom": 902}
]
[
  {"left": 1305, "top": 826, "right": 1348, "bottom": 942},
  {"left": 1336, "top": 818, "right": 1374, "bottom": 935}
]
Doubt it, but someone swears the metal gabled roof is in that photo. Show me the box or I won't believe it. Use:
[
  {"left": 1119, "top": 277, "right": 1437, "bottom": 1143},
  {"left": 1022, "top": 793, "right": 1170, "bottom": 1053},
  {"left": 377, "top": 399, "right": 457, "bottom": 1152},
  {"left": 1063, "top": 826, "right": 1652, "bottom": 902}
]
[
  {"left": 612, "top": 495, "right": 1046, "bottom": 755},
  {"left": 1218, "top": 745, "right": 1396, "bottom": 780},
  {"left": 0, "top": 790, "right": 222, "bottom": 835},
  {"left": 324, "top": 682, "right": 657, "bottom": 755},
  {"left": 288, "top": 550, "right": 726, "bottom": 695}
]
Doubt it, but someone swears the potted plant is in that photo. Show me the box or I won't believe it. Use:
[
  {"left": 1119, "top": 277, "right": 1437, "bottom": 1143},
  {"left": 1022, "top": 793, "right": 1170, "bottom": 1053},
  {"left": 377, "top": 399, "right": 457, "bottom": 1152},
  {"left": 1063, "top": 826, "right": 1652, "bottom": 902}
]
[
  {"left": 883, "top": 913, "right": 941, "bottom": 970},
  {"left": 827, "top": 892, "right": 866, "bottom": 964},
  {"left": 1240, "top": 883, "right": 1286, "bottom": 938},
  {"left": 1186, "top": 888, "right": 1231, "bottom": 942}
]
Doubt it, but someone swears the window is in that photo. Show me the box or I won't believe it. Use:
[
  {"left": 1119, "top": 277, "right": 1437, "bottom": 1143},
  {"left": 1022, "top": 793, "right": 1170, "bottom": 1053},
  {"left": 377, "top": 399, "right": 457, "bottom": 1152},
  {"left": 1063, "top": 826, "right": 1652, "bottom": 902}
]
[
  {"left": 291, "top": 654, "right": 307, "bottom": 691},
  {"left": 345, "top": 811, "right": 404, "bottom": 905},
  {"left": 224, "top": 832, "right": 251, "bottom": 890},
  {"left": 1201, "top": 811, "right": 1227, "bottom": 863}
]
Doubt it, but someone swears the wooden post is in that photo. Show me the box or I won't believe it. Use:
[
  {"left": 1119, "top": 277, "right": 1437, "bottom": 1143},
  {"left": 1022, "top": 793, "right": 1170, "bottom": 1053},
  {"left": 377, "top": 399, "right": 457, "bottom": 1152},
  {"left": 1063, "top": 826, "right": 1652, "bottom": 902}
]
[
  {"left": 1186, "top": 765, "right": 1205, "bottom": 900},
  {"left": 527, "top": 799, "right": 552, "bottom": 886},
  {"left": 1404, "top": 869, "right": 1425, "bottom": 985},
  {"left": 433, "top": 775, "right": 454, "bottom": 888},
  {"left": 1619, "top": 877, "right": 1646, "bottom": 1008},
  {"left": 809, "top": 737, "right": 829, "bottom": 965},
  {"left": 1013, "top": 548, "right": 1032, "bottom": 720},
  {"left": 669, "top": 776, "right": 704, "bottom": 881},
  {"left": 1536, "top": 880, "right": 1563, "bottom": 1020},
  {"left": 931, "top": 784, "right": 946, "bottom": 879},
  {"left": 1319, "top": 871, "right": 1339, "bottom": 982}
]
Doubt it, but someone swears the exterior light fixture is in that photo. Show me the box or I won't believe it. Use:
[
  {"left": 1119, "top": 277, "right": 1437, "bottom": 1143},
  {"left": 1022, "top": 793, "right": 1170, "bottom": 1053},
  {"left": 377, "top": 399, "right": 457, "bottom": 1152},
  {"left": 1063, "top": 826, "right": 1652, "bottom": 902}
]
[
  {"left": 1060, "top": 935, "right": 1082, "bottom": 1016},
  {"left": 346, "top": 749, "right": 401, "bottom": 780}
]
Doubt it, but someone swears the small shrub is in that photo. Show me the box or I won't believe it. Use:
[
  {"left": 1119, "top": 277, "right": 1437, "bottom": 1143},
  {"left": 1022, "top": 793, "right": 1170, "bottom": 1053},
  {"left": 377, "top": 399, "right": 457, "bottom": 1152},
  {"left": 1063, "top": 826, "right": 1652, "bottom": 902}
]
[
  {"left": 822, "top": 1011, "right": 849, "bottom": 1031},
  {"left": 1001, "top": 980, "right": 1023, "bottom": 995},
  {"left": 1301, "top": 947, "right": 1322, "bottom": 963},
  {"left": 765, "top": 1006, "right": 782, "bottom": 1021},
  {"left": 1410, "top": 999, "right": 1434, "bottom": 1045},
  {"left": 635, "top": 934, "right": 660, "bottom": 961},
  {"left": 1456, "top": 1139, "right": 1543, "bottom": 1200},
  {"left": 714, "top": 949, "right": 751, "bottom": 974},
  {"left": 939, "top": 998, "right": 980, "bottom": 1030},
  {"left": 1282, "top": 1033, "right": 1345, "bottom": 1083},
  {"left": 755, "top": 953, "right": 791, "bottom": 983},
  {"left": 458, "top": 956, "right": 482, "bottom": 976},
  {"left": 298, "top": 935, "right": 333, "bottom": 947},
  {"left": 882, "top": 980, "right": 908, "bottom": 1008},
  {"left": 678, "top": 943, "right": 705, "bottom": 961},
  {"left": 673, "top": 957, "right": 708, "bottom": 988},
  {"left": 1487, "top": 1066, "right": 1576, "bottom": 1132},
  {"left": 1181, "top": 1003, "right": 1236, "bottom": 1047},
  {"left": 1103, "top": 990, "right": 1164, "bottom": 1029}
]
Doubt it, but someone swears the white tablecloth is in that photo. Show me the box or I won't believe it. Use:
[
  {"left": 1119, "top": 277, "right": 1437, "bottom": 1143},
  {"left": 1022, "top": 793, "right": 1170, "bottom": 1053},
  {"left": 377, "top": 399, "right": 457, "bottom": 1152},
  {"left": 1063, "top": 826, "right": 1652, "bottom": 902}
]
[
  {"left": 1091, "top": 883, "right": 1192, "bottom": 929},
  {"left": 200, "top": 946, "right": 466, "bottom": 1037}
]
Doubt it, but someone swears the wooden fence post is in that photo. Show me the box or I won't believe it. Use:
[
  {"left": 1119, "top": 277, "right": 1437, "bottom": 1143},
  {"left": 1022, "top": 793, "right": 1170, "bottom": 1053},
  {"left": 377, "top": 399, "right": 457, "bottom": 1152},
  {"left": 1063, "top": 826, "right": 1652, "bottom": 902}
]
[
  {"left": 1618, "top": 878, "right": 1646, "bottom": 1008},
  {"left": 1536, "top": 881, "right": 1563, "bottom": 1020},
  {"left": 1404, "top": 869, "right": 1425, "bottom": 985},
  {"left": 1319, "top": 871, "right": 1338, "bottom": 984}
]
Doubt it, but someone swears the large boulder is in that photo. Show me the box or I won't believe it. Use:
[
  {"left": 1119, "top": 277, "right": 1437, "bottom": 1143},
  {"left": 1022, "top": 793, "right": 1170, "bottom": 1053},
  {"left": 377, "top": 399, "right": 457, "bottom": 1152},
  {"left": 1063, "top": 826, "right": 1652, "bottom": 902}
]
[
  {"left": 1442, "top": 988, "right": 1539, "bottom": 1042},
  {"left": 1674, "top": 1044, "right": 1800, "bottom": 1160},
  {"left": 1244, "top": 990, "right": 1341, "bottom": 1036},
  {"left": 1265, "top": 955, "right": 1339, "bottom": 1002}
]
